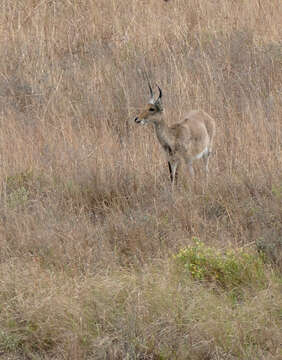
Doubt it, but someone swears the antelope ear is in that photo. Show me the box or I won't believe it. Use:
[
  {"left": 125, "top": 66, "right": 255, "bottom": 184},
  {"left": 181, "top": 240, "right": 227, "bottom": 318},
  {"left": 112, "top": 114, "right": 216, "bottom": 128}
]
[
  {"left": 148, "top": 81, "right": 155, "bottom": 104},
  {"left": 155, "top": 99, "right": 163, "bottom": 112}
]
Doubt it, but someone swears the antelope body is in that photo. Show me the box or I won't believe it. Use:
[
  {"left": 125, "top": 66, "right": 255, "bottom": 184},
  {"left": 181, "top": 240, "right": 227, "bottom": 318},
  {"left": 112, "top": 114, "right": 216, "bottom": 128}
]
[{"left": 134, "top": 84, "right": 215, "bottom": 186}]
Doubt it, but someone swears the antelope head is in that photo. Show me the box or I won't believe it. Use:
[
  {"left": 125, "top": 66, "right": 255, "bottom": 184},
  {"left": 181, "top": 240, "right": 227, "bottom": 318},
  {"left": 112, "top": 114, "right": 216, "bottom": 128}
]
[{"left": 134, "top": 83, "right": 163, "bottom": 125}]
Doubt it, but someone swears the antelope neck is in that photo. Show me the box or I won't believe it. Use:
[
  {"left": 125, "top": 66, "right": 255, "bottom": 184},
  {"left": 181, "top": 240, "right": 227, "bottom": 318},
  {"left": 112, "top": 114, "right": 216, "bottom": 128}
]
[
  {"left": 153, "top": 116, "right": 167, "bottom": 133},
  {"left": 153, "top": 117, "right": 173, "bottom": 150}
]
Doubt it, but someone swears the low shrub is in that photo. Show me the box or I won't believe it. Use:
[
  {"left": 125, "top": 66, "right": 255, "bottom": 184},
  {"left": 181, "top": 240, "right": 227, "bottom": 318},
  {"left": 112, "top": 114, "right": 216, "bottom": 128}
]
[{"left": 175, "top": 238, "right": 266, "bottom": 291}]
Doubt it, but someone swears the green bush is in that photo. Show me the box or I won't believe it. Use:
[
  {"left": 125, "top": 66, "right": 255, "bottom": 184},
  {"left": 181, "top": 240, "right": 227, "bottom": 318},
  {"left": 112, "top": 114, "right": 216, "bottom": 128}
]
[
  {"left": 5, "top": 170, "right": 33, "bottom": 208},
  {"left": 5, "top": 169, "right": 49, "bottom": 208},
  {"left": 175, "top": 238, "right": 266, "bottom": 291}
]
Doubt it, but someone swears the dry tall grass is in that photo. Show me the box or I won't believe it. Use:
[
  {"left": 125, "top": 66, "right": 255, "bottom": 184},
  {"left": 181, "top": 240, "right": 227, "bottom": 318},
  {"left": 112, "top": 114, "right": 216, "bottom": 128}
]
[{"left": 0, "top": 0, "right": 281, "bottom": 359}]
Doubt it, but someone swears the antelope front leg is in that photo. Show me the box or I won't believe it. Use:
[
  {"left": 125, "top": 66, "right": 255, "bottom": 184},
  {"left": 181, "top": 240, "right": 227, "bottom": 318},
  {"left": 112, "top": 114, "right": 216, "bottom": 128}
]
[
  {"left": 168, "top": 161, "right": 173, "bottom": 183},
  {"left": 168, "top": 160, "right": 180, "bottom": 187}
]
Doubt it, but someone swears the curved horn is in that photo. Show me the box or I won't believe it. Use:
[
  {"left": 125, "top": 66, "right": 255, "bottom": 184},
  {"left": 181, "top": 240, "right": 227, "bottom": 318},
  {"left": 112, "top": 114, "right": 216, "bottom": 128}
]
[
  {"left": 144, "top": 72, "right": 154, "bottom": 102},
  {"left": 156, "top": 85, "right": 162, "bottom": 102}
]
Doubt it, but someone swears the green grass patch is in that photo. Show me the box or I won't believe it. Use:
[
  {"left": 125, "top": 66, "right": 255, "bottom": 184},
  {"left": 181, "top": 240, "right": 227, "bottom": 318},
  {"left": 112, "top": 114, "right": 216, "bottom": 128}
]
[{"left": 175, "top": 238, "right": 267, "bottom": 292}]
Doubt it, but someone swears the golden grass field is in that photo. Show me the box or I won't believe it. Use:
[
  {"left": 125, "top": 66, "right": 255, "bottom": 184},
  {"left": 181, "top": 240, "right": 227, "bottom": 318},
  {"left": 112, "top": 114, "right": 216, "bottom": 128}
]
[{"left": 0, "top": 0, "right": 281, "bottom": 359}]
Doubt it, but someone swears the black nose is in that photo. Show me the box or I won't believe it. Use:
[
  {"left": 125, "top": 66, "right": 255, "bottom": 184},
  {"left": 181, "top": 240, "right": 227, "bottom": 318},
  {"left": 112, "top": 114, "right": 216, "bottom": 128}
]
[{"left": 135, "top": 117, "right": 140, "bottom": 123}]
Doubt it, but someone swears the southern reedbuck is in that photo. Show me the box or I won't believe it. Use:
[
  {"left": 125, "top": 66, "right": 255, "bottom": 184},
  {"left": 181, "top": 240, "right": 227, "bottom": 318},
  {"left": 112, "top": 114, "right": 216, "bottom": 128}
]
[{"left": 134, "top": 83, "right": 215, "bottom": 186}]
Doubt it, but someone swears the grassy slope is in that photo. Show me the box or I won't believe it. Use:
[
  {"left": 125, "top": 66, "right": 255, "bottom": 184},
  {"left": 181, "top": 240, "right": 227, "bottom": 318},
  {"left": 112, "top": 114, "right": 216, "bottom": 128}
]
[{"left": 0, "top": 0, "right": 281, "bottom": 359}]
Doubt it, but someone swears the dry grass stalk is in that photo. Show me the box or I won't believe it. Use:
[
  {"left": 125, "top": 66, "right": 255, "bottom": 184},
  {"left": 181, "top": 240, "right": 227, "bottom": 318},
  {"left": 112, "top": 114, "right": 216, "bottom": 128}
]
[{"left": 0, "top": 0, "right": 281, "bottom": 359}]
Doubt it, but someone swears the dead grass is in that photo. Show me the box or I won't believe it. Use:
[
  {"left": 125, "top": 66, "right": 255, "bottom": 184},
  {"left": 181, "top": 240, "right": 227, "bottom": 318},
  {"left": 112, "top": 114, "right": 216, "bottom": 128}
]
[{"left": 0, "top": 0, "right": 281, "bottom": 359}]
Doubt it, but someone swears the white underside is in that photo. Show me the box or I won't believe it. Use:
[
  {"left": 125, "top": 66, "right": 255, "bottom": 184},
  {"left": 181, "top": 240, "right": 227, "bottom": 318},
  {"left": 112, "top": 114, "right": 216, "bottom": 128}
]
[{"left": 193, "top": 147, "right": 209, "bottom": 160}]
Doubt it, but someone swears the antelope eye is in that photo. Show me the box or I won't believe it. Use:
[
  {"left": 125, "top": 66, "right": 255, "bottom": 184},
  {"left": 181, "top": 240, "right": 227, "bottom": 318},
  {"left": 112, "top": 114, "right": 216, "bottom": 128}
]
[{"left": 149, "top": 108, "right": 155, "bottom": 112}]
